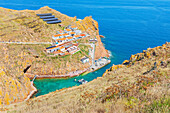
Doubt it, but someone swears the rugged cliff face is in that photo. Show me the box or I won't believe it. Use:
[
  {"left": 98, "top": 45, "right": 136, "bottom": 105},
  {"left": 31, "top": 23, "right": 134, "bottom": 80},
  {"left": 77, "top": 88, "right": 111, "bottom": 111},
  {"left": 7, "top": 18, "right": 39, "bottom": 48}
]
[
  {"left": 0, "top": 45, "right": 34, "bottom": 106},
  {"left": 0, "top": 69, "right": 33, "bottom": 106},
  {"left": 104, "top": 42, "right": 169, "bottom": 74},
  {"left": 76, "top": 16, "right": 109, "bottom": 59},
  {"left": 0, "top": 6, "right": 109, "bottom": 106},
  {"left": 3, "top": 43, "right": 169, "bottom": 112}
]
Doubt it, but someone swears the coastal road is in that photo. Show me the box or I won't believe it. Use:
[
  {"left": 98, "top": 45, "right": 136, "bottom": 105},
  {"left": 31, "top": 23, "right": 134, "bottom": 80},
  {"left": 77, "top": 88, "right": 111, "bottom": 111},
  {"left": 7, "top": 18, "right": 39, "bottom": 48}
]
[{"left": 0, "top": 41, "right": 53, "bottom": 45}]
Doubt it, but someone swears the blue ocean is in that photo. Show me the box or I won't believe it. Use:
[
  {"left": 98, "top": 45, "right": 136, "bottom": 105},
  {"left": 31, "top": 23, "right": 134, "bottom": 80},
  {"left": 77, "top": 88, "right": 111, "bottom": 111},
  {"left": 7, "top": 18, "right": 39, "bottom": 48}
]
[{"left": 1, "top": 0, "right": 169, "bottom": 96}]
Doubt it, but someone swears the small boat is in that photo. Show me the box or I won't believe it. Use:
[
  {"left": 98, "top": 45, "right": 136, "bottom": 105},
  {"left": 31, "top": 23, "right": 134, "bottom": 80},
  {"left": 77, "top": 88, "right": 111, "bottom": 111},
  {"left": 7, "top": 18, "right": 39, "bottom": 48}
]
[{"left": 78, "top": 79, "right": 88, "bottom": 84}]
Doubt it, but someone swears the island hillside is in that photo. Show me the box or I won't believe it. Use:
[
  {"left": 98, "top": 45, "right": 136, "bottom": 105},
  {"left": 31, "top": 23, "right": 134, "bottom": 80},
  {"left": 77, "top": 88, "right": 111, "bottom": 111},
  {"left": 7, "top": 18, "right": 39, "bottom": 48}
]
[
  {"left": 0, "top": 6, "right": 109, "bottom": 106},
  {"left": 2, "top": 42, "right": 169, "bottom": 112}
]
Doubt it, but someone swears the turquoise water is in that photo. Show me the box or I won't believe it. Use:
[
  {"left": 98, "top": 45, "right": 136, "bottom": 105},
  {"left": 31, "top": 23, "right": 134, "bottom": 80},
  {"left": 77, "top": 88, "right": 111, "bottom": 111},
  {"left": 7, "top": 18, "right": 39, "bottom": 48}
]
[
  {"left": 33, "top": 65, "right": 111, "bottom": 97},
  {"left": 1, "top": 0, "right": 169, "bottom": 97}
]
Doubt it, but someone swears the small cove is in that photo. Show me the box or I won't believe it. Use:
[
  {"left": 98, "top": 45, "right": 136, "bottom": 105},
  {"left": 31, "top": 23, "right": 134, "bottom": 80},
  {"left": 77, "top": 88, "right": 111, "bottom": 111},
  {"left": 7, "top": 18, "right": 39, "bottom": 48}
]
[{"left": 33, "top": 63, "right": 112, "bottom": 97}]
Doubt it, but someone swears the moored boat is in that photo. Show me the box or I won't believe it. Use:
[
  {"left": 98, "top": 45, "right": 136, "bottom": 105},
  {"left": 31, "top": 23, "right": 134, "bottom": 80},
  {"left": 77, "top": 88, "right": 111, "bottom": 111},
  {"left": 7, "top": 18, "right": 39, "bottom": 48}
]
[{"left": 78, "top": 79, "right": 88, "bottom": 84}]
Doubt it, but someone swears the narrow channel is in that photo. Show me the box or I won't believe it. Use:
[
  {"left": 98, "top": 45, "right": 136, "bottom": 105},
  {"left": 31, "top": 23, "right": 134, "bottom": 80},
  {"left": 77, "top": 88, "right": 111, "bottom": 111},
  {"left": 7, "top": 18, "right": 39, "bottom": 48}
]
[{"left": 32, "top": 60, "right": 113, "bottom": 97}]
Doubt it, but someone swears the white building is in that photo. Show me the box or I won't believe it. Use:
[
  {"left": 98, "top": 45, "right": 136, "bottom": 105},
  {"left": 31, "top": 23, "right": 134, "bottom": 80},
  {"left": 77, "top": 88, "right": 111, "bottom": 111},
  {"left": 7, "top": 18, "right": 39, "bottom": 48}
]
[
  {"left": 45, "top": 46, "right": 60, "bottom": 53},
  {"left": 74, "top": 30, "right": 82, "bottom": 34},
  {"left": 60, "top": 46, "right": 65, "bottom": 52},
  {"left": 81, "top": 57, "right": 89, "bottom": 64}
]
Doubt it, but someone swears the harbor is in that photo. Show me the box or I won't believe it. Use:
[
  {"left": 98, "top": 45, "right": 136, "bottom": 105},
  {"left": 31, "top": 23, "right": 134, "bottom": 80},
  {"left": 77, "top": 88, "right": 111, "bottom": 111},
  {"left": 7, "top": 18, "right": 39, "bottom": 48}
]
[
  {"left": 32, "top": 61, "right": 113, "bottom": 97},
  {"left": 31, "top": 45, "right": 111, "bottom": 97}
]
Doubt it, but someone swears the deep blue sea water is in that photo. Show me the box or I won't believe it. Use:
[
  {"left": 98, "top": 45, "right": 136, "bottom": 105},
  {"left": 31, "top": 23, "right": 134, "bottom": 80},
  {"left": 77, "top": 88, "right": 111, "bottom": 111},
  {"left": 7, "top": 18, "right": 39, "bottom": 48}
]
[{"left": 1, "top": 0, "right": 169, "bottom": 96}]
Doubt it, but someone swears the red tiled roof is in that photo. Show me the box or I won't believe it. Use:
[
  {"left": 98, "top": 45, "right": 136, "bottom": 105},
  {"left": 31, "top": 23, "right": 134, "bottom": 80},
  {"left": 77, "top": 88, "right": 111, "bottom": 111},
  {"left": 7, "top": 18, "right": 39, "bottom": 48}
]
[
  {"left": 65, "top": 29, "right": 71, "bottom": 31},
  {"left": 54, "top": 34, "right": 62, "bottom": 37},
  {"left": 62, "top": 33, "right": 69, "bottom": 36},
  {"left": 70, "top": 32, "right": 75, "bottom": 34},
  {"left": 56, "top": 38, "right": 66, "bottom": 41},
  {"left": 80, "top": 34, "right": 86, "bottom": 36},
  {"left": 67, "top": 37, "right": 73, "bottom": 39}
]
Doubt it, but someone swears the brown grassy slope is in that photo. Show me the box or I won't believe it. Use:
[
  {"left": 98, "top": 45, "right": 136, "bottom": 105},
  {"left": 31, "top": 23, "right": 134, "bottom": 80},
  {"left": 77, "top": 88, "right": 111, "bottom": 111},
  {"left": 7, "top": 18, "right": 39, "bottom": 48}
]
[
  {"left": 0, "top": 44, "right": 90, "bottom": 75},
  {"left": 3, "top": 42, "right": 169, "bottom": 113},
  {"left": 0, "top": 6, "right": 74, "bottom": 42},
  {"left": 0, "top": 43, "right": 89, "bottom": 106},
  {"left": 0, "top": 6, "right": 109, "bottom": 107},
  {"left": 0, "top": 6, "right": 108, "bottom": 75},
  {"left": 0, "top": 6, "right": 108, "bottom": 58},
  {"left": 0, "top": 44, "right": 34, "bottom": 106}
]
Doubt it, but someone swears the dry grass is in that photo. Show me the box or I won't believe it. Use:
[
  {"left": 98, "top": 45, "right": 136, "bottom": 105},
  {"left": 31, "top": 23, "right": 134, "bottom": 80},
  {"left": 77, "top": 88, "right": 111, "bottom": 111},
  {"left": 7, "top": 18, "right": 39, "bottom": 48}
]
[
  {"left": 1, "top": 43, "right": 169, "bottom": 113},
  {"left": 0, "top": 43, "right": 90, "bottom": 75},
  {"left": 0, "top": 6, "right": 109, "bottom": 108}
]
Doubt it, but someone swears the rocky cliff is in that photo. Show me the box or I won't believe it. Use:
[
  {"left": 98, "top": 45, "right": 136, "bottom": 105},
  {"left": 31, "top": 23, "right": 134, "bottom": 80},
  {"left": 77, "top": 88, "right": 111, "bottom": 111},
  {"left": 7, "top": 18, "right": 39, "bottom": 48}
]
[
  {"left": 2, "top": 43, "right": 169, "bottom": 112},
  {"left": 0, "top": 45, "right": 34, "bottom": 106},
  {"left": 0, "top": 64, "right": 33, "bottom": 106},
  {"left": 75, "top": 16, "right": 109, "bottom": 59}
]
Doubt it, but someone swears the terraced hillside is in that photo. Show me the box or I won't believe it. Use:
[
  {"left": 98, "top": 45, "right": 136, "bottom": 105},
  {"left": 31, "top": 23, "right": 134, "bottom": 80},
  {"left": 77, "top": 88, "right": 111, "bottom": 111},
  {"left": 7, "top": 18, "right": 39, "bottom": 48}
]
[
  {"left": 0, "top": 6, "right": 72, "bottom": 42},
  {"left": 0, "top": 7, "right": 109, "bottom": 106},
  {"left": 3, "top": 42, "right": 169, "bottom": 112},
  {"left": 0, "top": 6, "right": 108, "bottom": 59}
]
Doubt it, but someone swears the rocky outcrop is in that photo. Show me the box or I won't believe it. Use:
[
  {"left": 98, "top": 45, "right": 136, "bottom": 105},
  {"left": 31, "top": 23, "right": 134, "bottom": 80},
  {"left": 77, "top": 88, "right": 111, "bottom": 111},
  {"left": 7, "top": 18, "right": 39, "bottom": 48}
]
[
  {"left": 76, "top": 16, "right": 109, "bottom": 59},
  {"left": 0, "top": 66, "right": 33, "bottom": 106},
  {"left": 103, "top": 42, "right": 170, "bottom": 77}
]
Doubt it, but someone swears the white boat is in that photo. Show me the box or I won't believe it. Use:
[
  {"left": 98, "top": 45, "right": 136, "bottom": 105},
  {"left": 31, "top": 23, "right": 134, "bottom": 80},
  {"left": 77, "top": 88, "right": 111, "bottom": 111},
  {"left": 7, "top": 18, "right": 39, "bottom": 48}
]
[{"left": 78, "top": 79, "right": 88, "bottom": 84}]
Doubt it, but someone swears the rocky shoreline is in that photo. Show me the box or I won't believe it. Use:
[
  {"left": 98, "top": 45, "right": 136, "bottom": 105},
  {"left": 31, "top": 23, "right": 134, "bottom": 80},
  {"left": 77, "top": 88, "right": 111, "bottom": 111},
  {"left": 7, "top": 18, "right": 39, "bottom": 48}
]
[{"left": 102, "top": 42, "right": 169, "bottom": 77}]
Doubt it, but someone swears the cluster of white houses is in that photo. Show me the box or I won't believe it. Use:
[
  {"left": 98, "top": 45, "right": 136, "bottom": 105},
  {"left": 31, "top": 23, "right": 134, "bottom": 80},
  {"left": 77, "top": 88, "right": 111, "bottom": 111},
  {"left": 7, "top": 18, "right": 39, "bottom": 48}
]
[
  {"left": 52, "top": 25, "right": 87, "bottom": 45},
  {"left": 45, "top": 41, "right": 79, "bottom": 56},
  {"left": 45, "top": 25, "right": 89, "bottom": 56}
]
